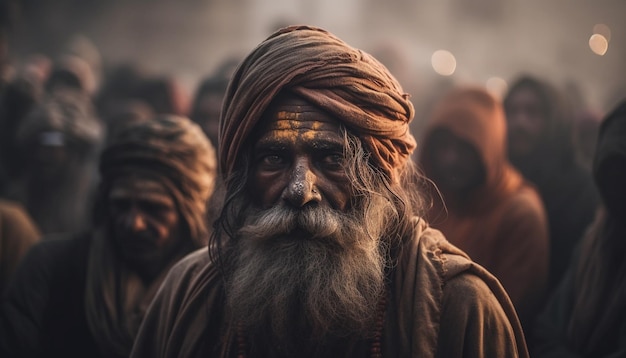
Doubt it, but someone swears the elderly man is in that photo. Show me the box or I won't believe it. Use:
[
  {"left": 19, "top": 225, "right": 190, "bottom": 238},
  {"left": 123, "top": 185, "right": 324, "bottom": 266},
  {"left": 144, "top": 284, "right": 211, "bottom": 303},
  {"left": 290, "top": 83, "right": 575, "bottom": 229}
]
[
  {"left": 0, "top": 115, "right": 216, "bottom": 357},
  {"left": 131, "top": 26, "right": 528, "bottom": 358}
]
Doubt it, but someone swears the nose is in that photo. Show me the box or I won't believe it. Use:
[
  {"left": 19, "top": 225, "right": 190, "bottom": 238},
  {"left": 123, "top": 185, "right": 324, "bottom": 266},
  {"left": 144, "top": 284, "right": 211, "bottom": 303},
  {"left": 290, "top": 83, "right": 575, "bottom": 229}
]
[
  {"left": 123, "top": 208, "right": 148, "bottom": 232},
  {"left": 283, "top": 157, "right": 322, "bottom": 208}
]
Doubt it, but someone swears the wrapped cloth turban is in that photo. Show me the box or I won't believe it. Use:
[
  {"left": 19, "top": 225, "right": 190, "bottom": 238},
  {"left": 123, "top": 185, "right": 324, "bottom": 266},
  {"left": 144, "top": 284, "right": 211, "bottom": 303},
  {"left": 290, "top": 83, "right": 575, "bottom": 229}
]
[
  {"left": 219, "top": 25, "right": 416, "bottom": 182},
  {"left": 99, "top": 115, "right": 217, "bottom": 244}
]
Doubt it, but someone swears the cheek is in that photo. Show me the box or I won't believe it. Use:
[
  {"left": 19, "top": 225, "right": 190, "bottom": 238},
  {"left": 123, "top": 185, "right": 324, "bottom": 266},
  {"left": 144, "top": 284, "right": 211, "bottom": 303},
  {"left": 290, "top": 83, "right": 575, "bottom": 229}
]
[
  {"left": 152, "top": 217, "right": 178, "bottom": 245},
  {"left": 319, "top": 174, "right": 352, "bottom": 211},
  {"left": 250, "top": 170, "right": 286, "bottom": 208}
]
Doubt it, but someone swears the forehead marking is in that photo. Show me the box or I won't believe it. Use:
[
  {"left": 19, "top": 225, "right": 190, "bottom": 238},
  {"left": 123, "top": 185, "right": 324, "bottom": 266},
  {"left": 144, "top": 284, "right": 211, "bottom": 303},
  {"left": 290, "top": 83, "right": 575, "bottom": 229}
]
[{"left": 268, "top": 114, "right": 327, "bottom": 142}]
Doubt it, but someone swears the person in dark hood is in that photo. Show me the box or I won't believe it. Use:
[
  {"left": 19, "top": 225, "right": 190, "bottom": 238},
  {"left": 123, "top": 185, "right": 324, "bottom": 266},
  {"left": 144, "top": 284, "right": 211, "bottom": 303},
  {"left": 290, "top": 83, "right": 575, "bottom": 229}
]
[
  {"left": 130, "top": 25, "right": 528, "bottom": 358},
  {"left": 533, "top": 99, "right": 626, "bottom": 357},
  {"left": 0, "top": 115, "right": 217, "bottom": 358},
  {"left": 7, "top": 89, "right": 102, "bottom": 234},
  {"left": 418, "top": 86, "right": 549, "bottom": 333},
  {"left": 504, "top": 76, "right": 598, "bottom": 291}
]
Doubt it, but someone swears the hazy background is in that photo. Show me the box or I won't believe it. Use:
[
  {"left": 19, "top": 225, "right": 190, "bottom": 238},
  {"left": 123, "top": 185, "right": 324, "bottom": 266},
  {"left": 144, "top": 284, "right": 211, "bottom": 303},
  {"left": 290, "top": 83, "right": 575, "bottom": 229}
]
[{"left": 5, "top": 0, "right": 625, "bottom": 120}]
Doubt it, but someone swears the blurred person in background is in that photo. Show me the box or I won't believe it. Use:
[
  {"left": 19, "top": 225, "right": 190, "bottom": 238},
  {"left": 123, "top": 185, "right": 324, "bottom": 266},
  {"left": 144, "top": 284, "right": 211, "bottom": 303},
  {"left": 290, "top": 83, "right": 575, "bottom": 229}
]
[
  {"left": 130, "top": 76, "right": 189, "bottom": 116},
  {"left": 572, "top": 109, "right": 603, "bottom": 172},
  {"left": 533, "top": 99, "right": 626, "bottom": 357},
  {"left": 504, "top": 75, "right": 598, "bottom": 293},
  {"left": 418, "top": 86, "right": 549, "bottom": 335},
  {"left": 0, "top": 71, "right": 44, "bottom": 194},
  {"left": 45, "top": 53, "right": 98, "bottom": 96},
  {"left": 103, "top": 99, "right": 154, "bottom": 144},
  {"left": 0, "top": 115, "right": 217, "bottom": 357},
  {"left": 95, "top": 63, "right": 149, "bottom": 123},
  {"left": 6, "top": 89, "right": 103, "bottom": 235},
  {"left": 190, "top": 56, "right": 239, "bottom": 149}
]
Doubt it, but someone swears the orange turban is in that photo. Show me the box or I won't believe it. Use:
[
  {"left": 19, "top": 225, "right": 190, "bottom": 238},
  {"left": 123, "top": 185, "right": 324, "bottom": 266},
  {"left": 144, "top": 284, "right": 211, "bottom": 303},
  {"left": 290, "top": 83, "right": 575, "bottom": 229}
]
[{"left": 219, "top": 25, "right": 416, "bottom": 182}]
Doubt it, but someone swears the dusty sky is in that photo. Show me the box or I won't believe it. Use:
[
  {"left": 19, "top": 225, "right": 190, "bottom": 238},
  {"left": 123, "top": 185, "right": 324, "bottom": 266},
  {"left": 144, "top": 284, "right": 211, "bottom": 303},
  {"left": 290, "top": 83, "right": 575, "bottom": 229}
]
[{"left": 9, "top": 0, "right": 625, "bottom": 115}]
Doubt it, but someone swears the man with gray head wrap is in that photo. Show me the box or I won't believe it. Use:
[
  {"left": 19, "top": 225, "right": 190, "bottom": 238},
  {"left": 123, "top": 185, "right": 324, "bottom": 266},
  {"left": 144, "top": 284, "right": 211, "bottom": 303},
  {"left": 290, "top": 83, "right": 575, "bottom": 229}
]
[
  {"left": 0, "top": 115, "right": 217, "bottom": 357},
  {"left": 131, "top": 25, "right": 527, "bottom": 358}
]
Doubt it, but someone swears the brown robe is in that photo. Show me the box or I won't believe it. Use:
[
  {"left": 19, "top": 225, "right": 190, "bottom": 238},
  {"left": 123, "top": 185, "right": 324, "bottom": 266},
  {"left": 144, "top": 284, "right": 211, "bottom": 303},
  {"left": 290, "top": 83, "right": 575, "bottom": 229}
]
[
  {"left": 0, "top": 199, "right": 40, "bottom": 294},
  {"left": 130, "top": 219, "right": 528, "bottom": 358},
  {"left": 419, "top": 87, "right": 550, "bottom": 330}
]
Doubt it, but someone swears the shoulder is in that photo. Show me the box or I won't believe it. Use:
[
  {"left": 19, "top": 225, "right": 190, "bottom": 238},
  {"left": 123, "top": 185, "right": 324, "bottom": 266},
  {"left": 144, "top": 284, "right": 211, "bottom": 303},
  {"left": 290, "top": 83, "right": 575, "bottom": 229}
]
[
  {"left": 0, "top": 199, "right": 30, "bottom": 222},
  {"left": 409, "top": 220, "right": 473, "bottom": 279},
  {"left": 0, "top": 199, "right": 40, "bottom": 238},
  {"left": 503, "top": 184, "right": 546, "bottom": 215},
  {"left": 20, "top": 233, "right": 88, "bottom": 265},
  {"left": 153, "top": 247, "right": 217, "bottom": 306},
  {"left": 394, "top": 219, "right": 528, "bottom": 357},
  {"left": 437, "top": 271, "right": 528, "bottom": 357},
  {"left": 165, "top": 247, "right": 212, "bottom": 283},
  {"left": 442, "top": 272, "right": 509, "bottom": 313},
  {"left": 497, "top": 184, "right": 549, "bottom": 232},
  {"left": 131, "top": 247, "right": 222, "bottom": 358},
  {"left": 5, "top": 233, "right": 90, "bottom": 290}
]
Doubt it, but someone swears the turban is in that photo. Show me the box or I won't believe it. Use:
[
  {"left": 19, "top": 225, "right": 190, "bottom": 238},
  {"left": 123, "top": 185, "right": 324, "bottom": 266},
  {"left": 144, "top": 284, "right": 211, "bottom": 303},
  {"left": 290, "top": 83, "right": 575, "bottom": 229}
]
[
  {"left": 219, "top": 25, "right": 416, "bottom": 182},
  {"left": 99, "top": 115, "right": 217, "bottom": 244}
]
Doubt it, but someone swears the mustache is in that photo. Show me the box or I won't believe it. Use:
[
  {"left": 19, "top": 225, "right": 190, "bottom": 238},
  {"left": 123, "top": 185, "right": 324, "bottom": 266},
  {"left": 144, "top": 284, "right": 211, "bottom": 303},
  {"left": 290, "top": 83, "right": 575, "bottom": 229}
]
[{"left": 237, "top": 204, "right": 344, "bottom": 242}]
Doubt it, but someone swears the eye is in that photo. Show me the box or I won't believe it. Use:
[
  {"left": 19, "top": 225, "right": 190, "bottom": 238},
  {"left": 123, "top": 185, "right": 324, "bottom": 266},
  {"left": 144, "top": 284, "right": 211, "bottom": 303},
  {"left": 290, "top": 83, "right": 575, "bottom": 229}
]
[
  {"left": 258, "top": 153, "right": 288, "bottom": 169},
  {"left": 263, "top": 155, "right": 283, "bottom": 165},
  {"left": 320, "top": 153, "right": 344, "bottom": 170}
]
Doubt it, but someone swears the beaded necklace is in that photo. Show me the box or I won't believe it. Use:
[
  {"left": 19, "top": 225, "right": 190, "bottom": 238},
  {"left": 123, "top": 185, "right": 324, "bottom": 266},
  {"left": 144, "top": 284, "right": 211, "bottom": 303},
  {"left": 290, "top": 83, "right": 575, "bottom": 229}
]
[{"left": 235, "top": 291, "right": 387, "bottom": 358}]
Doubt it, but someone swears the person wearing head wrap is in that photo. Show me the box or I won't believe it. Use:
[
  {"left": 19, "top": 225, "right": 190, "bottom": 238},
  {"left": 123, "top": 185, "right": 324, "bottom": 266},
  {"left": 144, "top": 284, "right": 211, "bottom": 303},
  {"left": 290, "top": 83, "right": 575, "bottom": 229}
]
[
  {"left": 130, "top": 25, "right": 528, "bottom": 358},
  {"left": 418, "top": 86, "right": 549, "bottom": 337},
  {"left": 7, "top": 88, "right": 103, "bottom": 235},
  {"left": 533, "top": 99, "right": 626, "bottom": 357},
  {"left": 504, "top": 76, "right": 599, "bottom": 294},
  {"left": 0, "top": 115, "right": 217, "bottom": 358}
]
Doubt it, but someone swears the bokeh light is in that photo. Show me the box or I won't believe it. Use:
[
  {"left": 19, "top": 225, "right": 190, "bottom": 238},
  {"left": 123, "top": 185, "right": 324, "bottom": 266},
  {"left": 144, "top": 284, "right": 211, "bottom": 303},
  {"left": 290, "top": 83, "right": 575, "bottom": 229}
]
[
  {"left": 431, "top": 50, "right": 457, "bottom": 76},
  {"left": 593, "top": 23, "right": 611, "bottom": 42},
  {"left": 589, "top": 34, "right": 608, "bottom": 56},
  {"left": 486, "top": 77, "right": 508, "bottom": 99}
]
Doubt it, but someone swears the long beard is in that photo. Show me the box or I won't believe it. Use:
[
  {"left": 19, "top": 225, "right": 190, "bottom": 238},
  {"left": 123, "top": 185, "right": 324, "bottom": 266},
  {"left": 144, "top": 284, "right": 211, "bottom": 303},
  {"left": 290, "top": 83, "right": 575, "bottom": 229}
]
[{"left": 224, "top": 197, "right": 393, "bottom": 353}]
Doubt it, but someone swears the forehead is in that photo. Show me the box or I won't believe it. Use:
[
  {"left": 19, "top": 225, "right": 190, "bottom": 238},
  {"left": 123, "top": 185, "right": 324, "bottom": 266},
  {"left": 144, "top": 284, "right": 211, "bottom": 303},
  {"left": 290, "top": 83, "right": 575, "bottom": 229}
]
[
  {"left": 256, "top": 95, "right": 343, "bottom": 145},
  {"left": 109, "top": 177, "right": 174, "bottom": 205}
]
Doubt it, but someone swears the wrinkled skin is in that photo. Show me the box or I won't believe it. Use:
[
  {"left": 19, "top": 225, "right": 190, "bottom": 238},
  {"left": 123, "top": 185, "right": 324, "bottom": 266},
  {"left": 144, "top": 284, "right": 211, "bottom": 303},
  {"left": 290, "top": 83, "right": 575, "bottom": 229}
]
[
  {"left": 108, "top": 176, "right": 183, "bottom": 281},
  {"left": 249, "top": 95, "right": 352, "bottom": 212}
]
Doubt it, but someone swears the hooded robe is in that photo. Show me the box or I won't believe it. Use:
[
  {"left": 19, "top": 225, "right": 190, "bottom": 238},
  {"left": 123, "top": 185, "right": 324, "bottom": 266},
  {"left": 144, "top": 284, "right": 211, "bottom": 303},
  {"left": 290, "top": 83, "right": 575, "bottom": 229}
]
[{"left": 418, "top": 87, "right": 549, "bottom": 331}]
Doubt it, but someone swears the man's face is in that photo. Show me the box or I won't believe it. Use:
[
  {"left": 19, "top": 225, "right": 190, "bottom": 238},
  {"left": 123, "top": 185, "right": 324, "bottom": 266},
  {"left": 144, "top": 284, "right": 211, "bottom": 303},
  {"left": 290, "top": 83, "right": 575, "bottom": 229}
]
[
  {"left": 108, "top": 177, "right": 182, "bottom": 278},
  {"left": 427, "top": 128, "right": 485, "bottom": 196},
  {"left": 505, "top": 87, "right": 547, "bottom": 158},
  {"left": 225, "top": 95, "right": 388, "bottom": 348},
  {"left": 249, "top": 95, "right": 352, "bottom": 212}
]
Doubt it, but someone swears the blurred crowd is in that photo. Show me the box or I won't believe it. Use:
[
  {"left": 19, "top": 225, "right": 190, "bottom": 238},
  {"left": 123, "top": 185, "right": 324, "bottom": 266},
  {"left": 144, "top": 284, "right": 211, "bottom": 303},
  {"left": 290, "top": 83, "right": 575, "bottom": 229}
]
[{"left": 0, "top": 13, "right": 624, "bottom": 358}]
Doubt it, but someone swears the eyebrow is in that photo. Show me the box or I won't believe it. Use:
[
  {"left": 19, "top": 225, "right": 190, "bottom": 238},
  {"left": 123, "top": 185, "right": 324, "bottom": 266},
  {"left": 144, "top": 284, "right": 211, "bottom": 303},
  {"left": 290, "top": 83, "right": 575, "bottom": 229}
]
[{"left": 254, "top": 137, "right": 344, "bottom": 151}]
